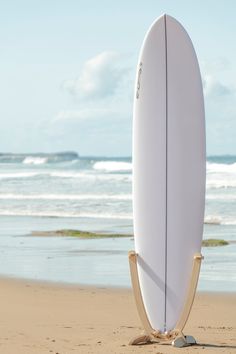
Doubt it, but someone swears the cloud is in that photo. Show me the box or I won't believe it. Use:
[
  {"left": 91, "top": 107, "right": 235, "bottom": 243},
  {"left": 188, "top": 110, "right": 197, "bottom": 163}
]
[
  {"left": 201, "top": 58, "right": 231, "bottom": 73},
  {"left": 203, "top": 75, "right": 233, "bottom": 98},
  {"left": 63, "top": 51, "right": 129, "bottom": 100},
  {"left": 55, "top": 50, "right": 133, "bottom": 124},
  {"left": 200, "top": 59, "right": 235, "bottom": 99},
  {"left": 54, "top": 107, "right": 117, "bottom": 122}
]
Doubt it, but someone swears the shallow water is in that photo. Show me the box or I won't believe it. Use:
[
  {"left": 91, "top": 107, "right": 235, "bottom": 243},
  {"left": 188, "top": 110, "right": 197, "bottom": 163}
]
[
  {"left": 0, "top": 215, "right": 235, "bottom": 291},
  {"left": 0, "top": 154, "right": 235, "bottom": 291}
]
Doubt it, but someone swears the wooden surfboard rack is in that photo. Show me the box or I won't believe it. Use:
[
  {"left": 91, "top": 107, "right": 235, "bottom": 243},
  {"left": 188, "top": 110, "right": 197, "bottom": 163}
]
[{"left": 128, "top": 251, "right": 203, "bottom": 348}]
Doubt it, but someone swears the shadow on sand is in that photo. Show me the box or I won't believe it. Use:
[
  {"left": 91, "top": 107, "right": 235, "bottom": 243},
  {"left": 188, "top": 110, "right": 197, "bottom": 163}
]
[{"left": 196, "top": 343, "right": 236, "bottom": 350}]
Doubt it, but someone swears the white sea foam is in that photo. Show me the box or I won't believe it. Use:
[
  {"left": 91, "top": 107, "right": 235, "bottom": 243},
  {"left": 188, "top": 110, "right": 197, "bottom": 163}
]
[
  {"left": 223, "top": 220, "right": 236, "bottom": 225},
  {"left": 0, "top": 172, "right": 40, "bottom": 179},
  {"left": 207, "top": 162, "right": 236, "bottom": 174},
  {"left": 0, "top": 210, "right": 133, "bottom": 219},
  {"left": 50, "top": 171, "right": 91, "bottom": 178},
  {"left": 0, "top": 171, "right": 132, "bottom": 181},
  {"left": 50, "top": 171, "right": 132, "bottom": 181},
  {"left": 0, "top": 208, "right": 235, "bottom": 224},
  {"left": 0, "top": 193, "right": 132, "bottom": 201},
  {"left": 206, "top": 162, "right": 236, "bottom": 189},
  {"left": 206, "top": 179, "right": 236, "bottom": 189},
  {"left": 23, "top": 156, "right": 48, "bottom": 165},
  {"left": 93, "top": 161, "right": 132, "bottom": 172},
  {"left": 204, "top": 215, "right": 236, "bottom": 225},
  {"left": 206, "top": 193, "right": 236, "bottom": 200},
  {"left": 204, "top": 216, "right": 222, "bottom": 225}
]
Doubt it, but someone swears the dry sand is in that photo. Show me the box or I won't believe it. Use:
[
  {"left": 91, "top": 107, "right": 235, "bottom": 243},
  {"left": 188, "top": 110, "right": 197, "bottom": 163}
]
[{"left": 0, "top": 278, "right": 235, "bottom": 354}]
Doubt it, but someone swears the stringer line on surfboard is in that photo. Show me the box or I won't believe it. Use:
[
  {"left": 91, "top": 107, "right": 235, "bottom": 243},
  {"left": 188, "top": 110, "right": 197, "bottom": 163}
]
[{"left": 164, "top": 13, "right": 168, "bottom": 332}]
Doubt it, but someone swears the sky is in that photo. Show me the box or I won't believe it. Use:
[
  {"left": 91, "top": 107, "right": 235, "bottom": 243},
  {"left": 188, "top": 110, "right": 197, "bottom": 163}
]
[{"left": 0, "top": 0, "right": 236, "bottom": 156}]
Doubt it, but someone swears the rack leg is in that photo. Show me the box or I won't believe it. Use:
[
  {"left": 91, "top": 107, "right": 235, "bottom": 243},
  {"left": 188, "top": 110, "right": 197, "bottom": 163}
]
[{"left": 128, "top": 250, "right": 203, "bottom": 347}]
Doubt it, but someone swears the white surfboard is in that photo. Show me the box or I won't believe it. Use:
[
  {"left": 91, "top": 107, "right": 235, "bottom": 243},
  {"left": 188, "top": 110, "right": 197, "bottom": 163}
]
[{"left": 133, "top": 14, "right": 206, "bottom": 333}]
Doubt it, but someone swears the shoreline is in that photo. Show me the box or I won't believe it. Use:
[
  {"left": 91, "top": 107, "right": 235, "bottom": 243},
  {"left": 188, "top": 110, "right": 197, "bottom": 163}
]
[
  {"left": 0, "top": 274, "right": 132, "bottom": 291},
  {"left": 1, "top": 274, "right": 236, "bottom": 294},
  {"left": 0, "top": 277, "right": 235, "bottom": 353}
]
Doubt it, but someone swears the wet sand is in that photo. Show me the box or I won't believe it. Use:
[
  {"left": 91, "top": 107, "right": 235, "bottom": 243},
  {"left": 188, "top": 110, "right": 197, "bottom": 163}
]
[{"left": 0, "top": 278, "right": 235, "bottom": 353}]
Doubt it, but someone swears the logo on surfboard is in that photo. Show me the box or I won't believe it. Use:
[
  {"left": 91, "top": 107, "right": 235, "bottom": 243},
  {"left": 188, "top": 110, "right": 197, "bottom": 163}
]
[{"left": 136, "top": 62, "right": 143, "bottom": 99}]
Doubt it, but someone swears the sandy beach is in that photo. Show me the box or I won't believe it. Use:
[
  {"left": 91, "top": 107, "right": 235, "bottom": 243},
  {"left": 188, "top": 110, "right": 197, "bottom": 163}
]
[{"left": 0, "top": 278, "right": 235, "bottom": 354}]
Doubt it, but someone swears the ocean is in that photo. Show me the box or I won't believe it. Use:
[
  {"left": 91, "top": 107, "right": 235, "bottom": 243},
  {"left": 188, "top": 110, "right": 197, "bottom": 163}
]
[{"left": 0, "top": 152, "right": 235, "bottom": 291}]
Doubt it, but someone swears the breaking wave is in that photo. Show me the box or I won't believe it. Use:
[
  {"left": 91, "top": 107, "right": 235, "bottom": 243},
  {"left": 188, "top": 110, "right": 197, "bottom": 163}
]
[
  {"left": 23, "top": 157, "right": 48, "bottom": 165},
  {"left": 207, "top": 162, "right": 236, "bottom": 174},
  {"left": 93, "top": 161, "right": 132, "bottom": 172},
  {"left": 206, "top": 159, "right": 236, "bottom": 189},
  {"left": 0, "top": 151, "right": 79, "bottom": 164}
]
